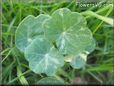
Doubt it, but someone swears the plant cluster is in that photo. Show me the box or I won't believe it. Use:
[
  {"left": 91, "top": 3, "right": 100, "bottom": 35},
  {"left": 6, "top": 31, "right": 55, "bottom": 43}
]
[{"left": 15, "top": 8, "right": 95, "bottom": 76}]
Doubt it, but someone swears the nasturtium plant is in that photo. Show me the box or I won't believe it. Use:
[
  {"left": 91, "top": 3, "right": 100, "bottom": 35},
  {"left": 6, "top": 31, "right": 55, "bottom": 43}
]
[{"left": 15, "top": 8, "right": 96, "bottom": 76}]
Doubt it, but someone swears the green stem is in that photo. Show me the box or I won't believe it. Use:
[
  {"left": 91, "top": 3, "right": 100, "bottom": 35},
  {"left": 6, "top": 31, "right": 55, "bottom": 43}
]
[
  {"left": 54, "top": 75, "right": 64, "bottom": 82},
  {"left": 58, "top": 68, "right": 72, "bottom": 82},
  {"left": 17, "top": 66, "right": 29, "bottom": 85}
]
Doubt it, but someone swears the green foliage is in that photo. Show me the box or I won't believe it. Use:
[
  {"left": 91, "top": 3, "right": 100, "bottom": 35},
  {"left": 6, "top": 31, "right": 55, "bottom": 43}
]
[{"left": 15, "top": 8, "right": 95, "bottom": 76}]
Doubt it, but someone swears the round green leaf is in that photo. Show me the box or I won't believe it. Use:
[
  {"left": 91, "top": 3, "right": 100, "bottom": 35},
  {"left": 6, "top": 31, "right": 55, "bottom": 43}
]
[
  {"left": 44, "top": 8, "right": 94, "bottom": 55},
  {"left": 15, "top": 14, "right": 50, "bottom": 52},
  {"left": 25, "top": 38, "right": 64, "bottom": 76},
  {"left": 70, "top": 52, "right": 87, "bottom": 69},
  {"left": 37, "top": 77, "right": 64, "bottom": 85}
]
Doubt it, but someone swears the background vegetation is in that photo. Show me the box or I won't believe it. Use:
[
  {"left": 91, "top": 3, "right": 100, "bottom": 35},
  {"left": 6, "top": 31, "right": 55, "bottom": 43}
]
[{"left": 1, "top": 0, "right": 114, "bottom": 85}]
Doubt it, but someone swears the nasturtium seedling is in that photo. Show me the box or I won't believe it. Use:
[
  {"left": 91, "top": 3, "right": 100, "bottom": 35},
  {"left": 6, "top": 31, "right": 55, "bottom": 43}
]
[{"left": 15, "top": 8, "right": 96, "bottom": 76}]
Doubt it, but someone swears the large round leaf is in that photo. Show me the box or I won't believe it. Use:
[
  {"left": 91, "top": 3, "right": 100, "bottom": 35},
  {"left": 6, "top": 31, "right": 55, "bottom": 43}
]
[
  {"left": 15, "top": 14, "right": 50, "bottom": 52},
  {"left": 25, "top": 38, "right": 64, "bottom": 76},
  {"left": 44, "top": 8, "right": 94, "bottom": 55},
  {"left": 37, "top": 77, "right": 64, "bottom": 85}
]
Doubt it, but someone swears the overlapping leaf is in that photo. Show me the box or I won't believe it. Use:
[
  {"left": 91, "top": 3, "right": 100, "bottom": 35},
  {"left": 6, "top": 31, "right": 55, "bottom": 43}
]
[
  {"left": 25, "top": 38, "right": 64, "bottom": 76},
  {"left": 15, "top": 14, "right": 50, "bottom": 52},
  {"left": 44, "top": 8, "right": 94, "bottom": 55}
]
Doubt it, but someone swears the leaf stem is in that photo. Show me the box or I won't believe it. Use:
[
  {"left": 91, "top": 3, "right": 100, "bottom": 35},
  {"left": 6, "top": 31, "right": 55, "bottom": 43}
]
[{"left": 57, "top": 68, "right": 72, "bottom": 82}]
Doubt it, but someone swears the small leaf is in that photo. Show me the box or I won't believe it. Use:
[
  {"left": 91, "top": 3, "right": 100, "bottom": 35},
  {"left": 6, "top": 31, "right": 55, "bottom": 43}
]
[
  {"left": 70, "top": 52, "right": 87, "bottom": 69},
  {"left": 15, "top": 14, "right": 50, "bottom": 52},
  {"left": 25, "top": 37, "right": 64, "bottom": 76},
  {"left": 69, "top": 39, "right": 96, "bottom": 68},
  {"left": 44, "top": 8, "right": 94, "bottom": 55},
  {"left": 37, "top": 77, "right": 64, "bottom": 85}
]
